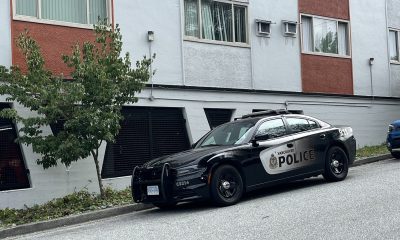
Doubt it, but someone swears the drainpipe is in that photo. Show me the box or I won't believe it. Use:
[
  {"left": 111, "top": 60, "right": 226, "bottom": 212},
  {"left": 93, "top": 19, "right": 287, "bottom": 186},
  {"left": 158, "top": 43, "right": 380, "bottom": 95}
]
[
  {"left": 148, "top": 31, "right": 155, "bottom": 101},
  {"left": 369, "top": 57, "right": 375, "bottom": 102}
]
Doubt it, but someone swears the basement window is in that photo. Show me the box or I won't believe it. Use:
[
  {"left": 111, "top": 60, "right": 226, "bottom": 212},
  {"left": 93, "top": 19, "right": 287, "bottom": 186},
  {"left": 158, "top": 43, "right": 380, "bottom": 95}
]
[{"left": 0, "top": 104, "right": 30, "bottom": 191}]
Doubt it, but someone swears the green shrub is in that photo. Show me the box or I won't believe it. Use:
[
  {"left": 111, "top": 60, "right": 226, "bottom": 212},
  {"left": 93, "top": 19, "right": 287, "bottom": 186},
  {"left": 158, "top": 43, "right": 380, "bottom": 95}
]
[
  {"left": 356, "top": 144, "right": 388, "bottom": 159},
  {"left": 0, "top": 188, "right": 132, "bottom": 228}
]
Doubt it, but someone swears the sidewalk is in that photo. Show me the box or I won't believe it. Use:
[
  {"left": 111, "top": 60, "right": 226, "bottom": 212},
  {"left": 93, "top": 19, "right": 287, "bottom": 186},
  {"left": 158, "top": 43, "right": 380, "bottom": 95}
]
[{"left": 0, "top": 154, "right": 393, "bottom": 239}]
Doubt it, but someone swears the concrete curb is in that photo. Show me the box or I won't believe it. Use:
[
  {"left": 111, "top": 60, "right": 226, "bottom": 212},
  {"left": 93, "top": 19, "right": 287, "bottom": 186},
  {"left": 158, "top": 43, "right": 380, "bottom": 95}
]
[
  {"left": 0, "top": 203, "right": 153, "bottom": 239},
  {"left": 0, "top": 154, "right": 393, "bottom": 239},
  {"left": 351, "top": 154, "right": 392, "bottom": 167}
]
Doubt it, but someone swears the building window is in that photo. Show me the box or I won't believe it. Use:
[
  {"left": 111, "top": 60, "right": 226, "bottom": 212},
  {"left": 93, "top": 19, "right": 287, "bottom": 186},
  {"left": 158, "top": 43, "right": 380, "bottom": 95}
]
[
  {"left": 14, "top": 0, "right": 109, "bottom": 27},
  {"left": 301, "top": 15, "right": 350, "bottom": 57},
  {"left": 184, "top": 0, "right": 248, "bottom": 44},
  {"left": 389, "top": 30, "right": 399, "bottom": 62}
]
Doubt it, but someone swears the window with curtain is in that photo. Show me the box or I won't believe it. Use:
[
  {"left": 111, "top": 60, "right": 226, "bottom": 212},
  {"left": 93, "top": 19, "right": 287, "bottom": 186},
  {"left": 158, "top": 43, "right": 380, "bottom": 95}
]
[
  {"left": 301, "top": 15, "right": 350, "bottom": 57},
  {"left": 15, "top": 0, "right": 108, "bottom": 25},
  {"left": 184, "top": 0, "right": 248, "bottom": 44},
  {"left": 389, "top": 30, "right": 399, "bottom": 62}
]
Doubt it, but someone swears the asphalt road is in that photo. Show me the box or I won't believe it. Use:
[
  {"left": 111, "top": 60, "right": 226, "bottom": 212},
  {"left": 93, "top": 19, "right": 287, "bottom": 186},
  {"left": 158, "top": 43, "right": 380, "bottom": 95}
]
[{"left": 10, "top": 159, "right": 400, "bottom": 240}]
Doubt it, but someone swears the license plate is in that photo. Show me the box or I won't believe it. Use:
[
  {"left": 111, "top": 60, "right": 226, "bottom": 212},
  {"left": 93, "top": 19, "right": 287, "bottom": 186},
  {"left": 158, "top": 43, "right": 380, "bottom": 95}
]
[{"left": 147, "top": 185, "right": 159, "bottom": 196}]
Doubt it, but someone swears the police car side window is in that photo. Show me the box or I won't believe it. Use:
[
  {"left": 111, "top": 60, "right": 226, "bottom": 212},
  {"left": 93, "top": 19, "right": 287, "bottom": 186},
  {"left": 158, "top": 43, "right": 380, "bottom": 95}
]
[
  {"left": 255, "top": 119, "right": 286, "bottom": 139},
  {"left": 308, "top": 120, "right": 320, "bottom": 130},
  {"left": 286, "top": 118, "right": 310, "bottom": 133}
]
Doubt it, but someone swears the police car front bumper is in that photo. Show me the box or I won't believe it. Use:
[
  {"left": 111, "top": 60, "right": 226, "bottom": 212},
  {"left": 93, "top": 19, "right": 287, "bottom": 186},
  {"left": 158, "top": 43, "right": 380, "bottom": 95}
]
[{"left": 131, "top": 164, "right": 209, "bottom": 204}]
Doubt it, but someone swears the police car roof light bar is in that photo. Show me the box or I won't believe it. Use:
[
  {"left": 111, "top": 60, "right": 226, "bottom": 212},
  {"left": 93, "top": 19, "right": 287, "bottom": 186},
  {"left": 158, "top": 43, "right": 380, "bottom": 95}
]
[{"left": 240, "top": 109, "right": 304, "bottom": 119}]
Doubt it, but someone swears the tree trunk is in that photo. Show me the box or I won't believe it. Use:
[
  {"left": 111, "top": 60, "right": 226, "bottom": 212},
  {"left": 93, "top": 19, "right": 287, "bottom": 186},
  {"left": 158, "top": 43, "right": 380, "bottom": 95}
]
[{"left": 92, "top": 150, "right": 105, "bottom": 199}]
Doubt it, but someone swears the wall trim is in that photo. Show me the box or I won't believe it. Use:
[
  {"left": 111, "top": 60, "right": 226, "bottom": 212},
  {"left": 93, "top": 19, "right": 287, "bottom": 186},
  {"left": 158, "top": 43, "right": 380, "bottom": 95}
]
[{"left": 145, "top": 84, "right": 400, "bottom": 101}]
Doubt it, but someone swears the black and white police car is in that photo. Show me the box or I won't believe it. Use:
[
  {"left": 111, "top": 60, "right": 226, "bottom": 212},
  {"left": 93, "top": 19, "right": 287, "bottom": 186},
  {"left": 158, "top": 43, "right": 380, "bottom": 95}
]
[{"left": 132, "top": 109, "right": 356, "bottom": 208}]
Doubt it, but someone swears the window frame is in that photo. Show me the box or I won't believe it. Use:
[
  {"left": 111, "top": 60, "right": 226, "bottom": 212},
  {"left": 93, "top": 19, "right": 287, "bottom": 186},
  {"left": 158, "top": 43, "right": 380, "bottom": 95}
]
[
  {"left": 284, "top": 117, "right": 321, "bottom": 136},
  {"left": 389, "top": 28, "right": 400, "bottom": 64},
  {"left": 12, "top": 0, "right": 112, "bottom": 29},
  {"left": 300, "top": 14, "right": 351, "bottom": 59},
  {"left": 183, "top": 0, "right": 250, "bottom": 48}
]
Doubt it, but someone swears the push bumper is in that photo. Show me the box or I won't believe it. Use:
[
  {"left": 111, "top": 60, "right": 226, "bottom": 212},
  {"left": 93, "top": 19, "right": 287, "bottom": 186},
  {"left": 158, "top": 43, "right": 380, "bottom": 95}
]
[{"left": 131, "top": 163, "right": 209, "bottom": 204}]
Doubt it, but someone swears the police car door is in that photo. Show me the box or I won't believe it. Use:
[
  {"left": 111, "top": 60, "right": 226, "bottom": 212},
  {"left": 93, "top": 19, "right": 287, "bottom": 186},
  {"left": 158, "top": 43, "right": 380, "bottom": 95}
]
[
  {"left": 284, "top": 117, "right": 326, "bottom": 173},
  {"left": 247, "top": 118, "right": 295, "bottom": 186}
]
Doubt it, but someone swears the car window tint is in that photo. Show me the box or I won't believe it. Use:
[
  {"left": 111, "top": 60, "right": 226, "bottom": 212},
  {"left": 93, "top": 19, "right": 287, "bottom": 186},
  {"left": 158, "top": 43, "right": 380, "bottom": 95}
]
[
  {"left": 255, "top": 119, "right": 286, "bottom": 139},
  {"left": 286, "top": 118, "right": 310, "bottom": 133},
  {"left": 198, "top": 119, "right": 258, "bottom": 147},
  {"left": 308, "top": 120, "right": 319, "bottom": 130}
]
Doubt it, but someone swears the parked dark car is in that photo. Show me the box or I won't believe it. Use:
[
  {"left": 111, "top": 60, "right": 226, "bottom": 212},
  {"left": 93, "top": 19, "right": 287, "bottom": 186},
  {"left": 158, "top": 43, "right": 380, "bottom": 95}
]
[
  {"left": 387, "top": 120, "right": 400, "bottom": 159},
  {"left": 132, "top": 109, "right": 356, "bottom": 208}
]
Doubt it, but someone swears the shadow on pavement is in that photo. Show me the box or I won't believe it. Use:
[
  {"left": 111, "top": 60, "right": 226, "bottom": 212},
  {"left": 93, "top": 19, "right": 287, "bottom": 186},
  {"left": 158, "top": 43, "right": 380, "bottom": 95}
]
[{"left": 133, "top": 176, "right": 334, "bottom": 216}]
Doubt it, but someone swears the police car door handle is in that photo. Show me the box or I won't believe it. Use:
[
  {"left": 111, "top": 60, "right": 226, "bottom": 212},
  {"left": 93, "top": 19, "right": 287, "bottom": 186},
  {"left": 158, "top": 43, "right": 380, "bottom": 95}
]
[
  {"left": 320, "top": 134, "right": 326, "bottom": 139},
  {"left": 287, "top": 143, "right": 294, "bottom": 148}
]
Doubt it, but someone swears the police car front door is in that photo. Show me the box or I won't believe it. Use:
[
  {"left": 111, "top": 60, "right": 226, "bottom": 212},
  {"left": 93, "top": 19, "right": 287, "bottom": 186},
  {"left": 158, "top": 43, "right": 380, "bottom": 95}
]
[{"left": 246, "top": 118, "right": 296, "bottom": 186}]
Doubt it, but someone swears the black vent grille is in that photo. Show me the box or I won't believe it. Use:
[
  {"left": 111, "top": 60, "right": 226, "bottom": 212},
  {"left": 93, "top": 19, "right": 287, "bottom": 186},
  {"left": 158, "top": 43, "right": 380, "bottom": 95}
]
[
  {"left": 102, "top": 107, "right": 190, "bottom": 178},
  {"left": 204, "top": 108, "right": 233, "bottom": 129}
]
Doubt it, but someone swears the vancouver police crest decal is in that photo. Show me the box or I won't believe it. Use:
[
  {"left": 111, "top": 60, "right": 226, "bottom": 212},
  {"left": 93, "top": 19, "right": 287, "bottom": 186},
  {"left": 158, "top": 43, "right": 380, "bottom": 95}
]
[{"left": 269, "top": 154, "right": 278, "bottom": 169}]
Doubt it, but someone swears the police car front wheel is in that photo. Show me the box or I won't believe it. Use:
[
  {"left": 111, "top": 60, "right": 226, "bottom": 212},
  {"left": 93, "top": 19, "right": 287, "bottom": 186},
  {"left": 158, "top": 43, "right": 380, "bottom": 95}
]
[
  {"left": 210, "top": 165, "right": 244, "bottom": 206},
  {"left": 323, "top": 146, "right": 349, "bottom": 182}
]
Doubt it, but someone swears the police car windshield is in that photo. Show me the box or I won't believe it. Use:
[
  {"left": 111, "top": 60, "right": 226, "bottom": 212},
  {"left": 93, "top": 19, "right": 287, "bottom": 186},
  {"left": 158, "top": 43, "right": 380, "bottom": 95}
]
[{"left": 198, "top": 119, "right": 258, "bottom": 147}]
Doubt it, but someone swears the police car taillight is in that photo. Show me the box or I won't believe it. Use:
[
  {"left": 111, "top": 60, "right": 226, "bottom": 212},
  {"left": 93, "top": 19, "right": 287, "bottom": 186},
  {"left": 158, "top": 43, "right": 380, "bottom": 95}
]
[{"left": 388, "top": 125, "right": 394, "bottom": 133}]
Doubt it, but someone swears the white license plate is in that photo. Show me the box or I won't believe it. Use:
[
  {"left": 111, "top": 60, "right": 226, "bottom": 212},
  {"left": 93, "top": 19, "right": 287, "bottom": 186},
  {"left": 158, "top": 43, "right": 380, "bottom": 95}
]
[{"left": 147, "top": 185, "right": 159, "bottom": 196}]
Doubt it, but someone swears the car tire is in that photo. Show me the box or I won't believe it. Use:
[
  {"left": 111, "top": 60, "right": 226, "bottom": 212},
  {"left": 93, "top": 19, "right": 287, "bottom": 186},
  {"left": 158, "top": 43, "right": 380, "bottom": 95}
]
[
  {"left": 210, "top": 165, "right": 244, "bottom": 206},
  {"left": 323, "top": 146, "right": 349, "bottom": 182},
  {"left": 390, "top": 151, "right": 400, "bottom": 159},
  {"left": 153, "top": 202, "right": 177, "bottom": 210}
]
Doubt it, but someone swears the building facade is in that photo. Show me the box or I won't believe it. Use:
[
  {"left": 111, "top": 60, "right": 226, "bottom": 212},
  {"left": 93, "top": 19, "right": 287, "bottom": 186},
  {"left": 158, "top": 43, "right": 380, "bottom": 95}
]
[{"left": 1, "top": 0, "right": 400, "bottom": 208}]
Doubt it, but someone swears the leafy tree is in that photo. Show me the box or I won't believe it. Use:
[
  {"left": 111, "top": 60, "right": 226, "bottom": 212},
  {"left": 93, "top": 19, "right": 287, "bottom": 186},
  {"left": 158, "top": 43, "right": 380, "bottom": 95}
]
[{"left": 0, "top": 21, "right": 152, "bottom": 198}]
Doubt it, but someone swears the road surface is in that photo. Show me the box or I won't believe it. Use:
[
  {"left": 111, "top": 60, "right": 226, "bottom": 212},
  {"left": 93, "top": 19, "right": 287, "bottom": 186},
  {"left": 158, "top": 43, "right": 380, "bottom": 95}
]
[{"left": 10, "top": 159, "right": 400, "bottom": 240}]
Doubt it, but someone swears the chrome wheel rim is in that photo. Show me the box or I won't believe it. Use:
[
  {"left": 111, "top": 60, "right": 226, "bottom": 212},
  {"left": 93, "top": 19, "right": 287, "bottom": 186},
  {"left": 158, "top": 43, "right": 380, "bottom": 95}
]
[
  {"left": 218, "top": 173, "right": 239, "bottom": 199},
  {"left": 330, "top": 150, "right": 345, "bottom": 174}
]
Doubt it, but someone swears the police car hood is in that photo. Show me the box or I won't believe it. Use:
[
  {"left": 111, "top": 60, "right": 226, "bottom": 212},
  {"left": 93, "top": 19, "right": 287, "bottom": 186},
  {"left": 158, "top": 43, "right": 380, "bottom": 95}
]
[{"left": 142, "top": 145, "right": 236, "bottom": 168}]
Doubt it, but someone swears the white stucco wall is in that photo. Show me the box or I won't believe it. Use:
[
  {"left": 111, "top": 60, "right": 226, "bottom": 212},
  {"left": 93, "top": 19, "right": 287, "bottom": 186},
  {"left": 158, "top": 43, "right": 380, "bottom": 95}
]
[
  {"left": 250, "top": 0, "right": 302, "bottom": 92},
  {"left": 114, "top": 0, "right": 184, "bottom": 86},
  {"left": 351, "top": 0, "right": 391, "bottom": 97},
  {"left": 183, "top": 42, "right": 252, "bottom": 88},
  {"left": 0, "top": 1, "right": 12, "bottom": 68}
]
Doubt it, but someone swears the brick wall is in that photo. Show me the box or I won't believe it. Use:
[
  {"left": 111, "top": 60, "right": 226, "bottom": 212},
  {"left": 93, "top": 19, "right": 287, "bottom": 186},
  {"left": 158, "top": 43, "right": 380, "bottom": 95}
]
[{"left": 12, "top": 21, "right": 95, "bottom": 78}]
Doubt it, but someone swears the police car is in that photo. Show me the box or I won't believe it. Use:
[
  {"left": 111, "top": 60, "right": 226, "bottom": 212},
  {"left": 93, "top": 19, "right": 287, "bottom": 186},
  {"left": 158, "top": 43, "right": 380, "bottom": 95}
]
[{"left": 132, "top": 109, "right": 356, "bottom": 208}]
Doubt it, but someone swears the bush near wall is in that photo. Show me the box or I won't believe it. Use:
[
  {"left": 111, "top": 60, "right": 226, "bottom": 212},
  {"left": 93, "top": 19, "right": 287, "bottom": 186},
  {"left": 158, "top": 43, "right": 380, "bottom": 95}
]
[{"left": 0, "top": 188, "right": 132, "bottom": 228}]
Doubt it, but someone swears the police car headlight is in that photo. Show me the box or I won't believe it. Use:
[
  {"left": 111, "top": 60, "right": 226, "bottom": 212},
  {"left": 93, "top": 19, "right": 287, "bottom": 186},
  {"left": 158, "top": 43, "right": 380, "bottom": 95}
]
[{"left": 176, "top": 165, "right": 205, "bottom": 177}]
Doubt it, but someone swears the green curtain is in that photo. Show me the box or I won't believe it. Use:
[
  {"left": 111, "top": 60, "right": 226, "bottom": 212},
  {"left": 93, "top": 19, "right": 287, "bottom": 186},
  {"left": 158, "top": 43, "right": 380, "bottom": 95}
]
[
  {"left": 41, "top": 0, "right": 87, "bottom": 24},
  {"left": 89, "top": 0, "right": 107, "bottom": 24},
  {"left": 16, "top": 0, "right": 37, "bottom": 17},
  {"left": 184, "top": 0, "right": 199, "bottom": 37},
  {"left": 234, "top": 6, "right": 246, "bottom": 43}
]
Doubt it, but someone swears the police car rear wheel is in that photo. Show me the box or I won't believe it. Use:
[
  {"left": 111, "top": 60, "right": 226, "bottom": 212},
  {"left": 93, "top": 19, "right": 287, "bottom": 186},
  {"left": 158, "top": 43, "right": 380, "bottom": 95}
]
[
  {"left": 210, "top": 165, "right": 243, "bottom": 206},
  {"left": 323, "top": 146, "right": 348, "bottom": 182}
]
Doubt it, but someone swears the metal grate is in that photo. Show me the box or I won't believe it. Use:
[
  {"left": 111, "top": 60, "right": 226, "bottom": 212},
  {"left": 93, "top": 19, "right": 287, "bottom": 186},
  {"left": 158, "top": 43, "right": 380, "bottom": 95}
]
[
  {"left": 102, "top": 107, "right": 190, "bottom": 178},
  {"left": 204, "top": 108, "right": 233, "bottom": 129}
]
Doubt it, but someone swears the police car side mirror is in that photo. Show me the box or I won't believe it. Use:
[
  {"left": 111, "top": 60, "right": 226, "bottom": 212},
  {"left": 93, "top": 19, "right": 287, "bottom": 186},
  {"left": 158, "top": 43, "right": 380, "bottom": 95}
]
[{"left": 251, "top": 134, "right": 271, "bottom": 147}]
